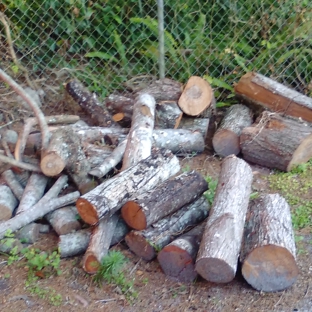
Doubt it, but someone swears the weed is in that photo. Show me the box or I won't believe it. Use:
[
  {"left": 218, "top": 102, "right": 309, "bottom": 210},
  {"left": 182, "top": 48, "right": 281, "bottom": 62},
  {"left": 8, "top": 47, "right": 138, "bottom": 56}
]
[
  {"left": 204, "top": 176, "right": 218, "bottom": 206},
  {"left": 93, "top": 250, "right": 138, "bottom": 302}
]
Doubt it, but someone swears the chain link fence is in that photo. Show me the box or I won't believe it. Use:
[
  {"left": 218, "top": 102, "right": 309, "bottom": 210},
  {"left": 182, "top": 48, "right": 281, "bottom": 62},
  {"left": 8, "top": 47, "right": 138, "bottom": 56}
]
[{"left": 1, "top": 0, "right": 312, "bottom": 109}]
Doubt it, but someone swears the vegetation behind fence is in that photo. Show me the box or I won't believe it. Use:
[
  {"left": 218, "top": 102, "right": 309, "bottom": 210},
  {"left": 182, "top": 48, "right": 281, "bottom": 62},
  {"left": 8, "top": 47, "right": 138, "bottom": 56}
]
[{"left": 1, "top": 0, "right": 312, "bottom": 102}]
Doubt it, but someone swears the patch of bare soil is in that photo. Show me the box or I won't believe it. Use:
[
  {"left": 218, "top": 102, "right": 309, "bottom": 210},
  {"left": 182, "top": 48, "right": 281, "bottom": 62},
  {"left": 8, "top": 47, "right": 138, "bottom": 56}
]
[{"left": 0, "top": 79, "right": 312, "bottom": 312}]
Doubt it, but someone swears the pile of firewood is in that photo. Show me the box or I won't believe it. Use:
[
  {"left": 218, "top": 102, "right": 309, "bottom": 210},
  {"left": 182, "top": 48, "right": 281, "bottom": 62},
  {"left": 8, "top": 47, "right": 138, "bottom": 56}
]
[{"left": 1, "top": 69, "right": 311, "bottom": 292}]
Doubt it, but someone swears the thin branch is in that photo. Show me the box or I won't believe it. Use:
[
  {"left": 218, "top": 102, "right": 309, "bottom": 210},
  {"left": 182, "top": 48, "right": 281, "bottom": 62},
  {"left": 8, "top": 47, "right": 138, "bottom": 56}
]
[{"left": 0, "top": 154, "right": 41, "bottom": 172}]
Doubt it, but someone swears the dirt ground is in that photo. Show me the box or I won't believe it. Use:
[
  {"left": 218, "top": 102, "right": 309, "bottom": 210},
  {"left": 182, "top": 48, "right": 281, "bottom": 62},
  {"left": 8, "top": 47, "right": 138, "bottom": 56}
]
[{"left": 0, "top": 83, "right": 312, "bottom": 312}]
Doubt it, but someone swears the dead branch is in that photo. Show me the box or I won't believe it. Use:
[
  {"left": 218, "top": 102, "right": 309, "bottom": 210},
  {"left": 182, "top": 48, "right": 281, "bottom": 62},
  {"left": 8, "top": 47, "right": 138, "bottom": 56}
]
[{"left": 0, "top": 154, "right": 41, "bottom": 173}]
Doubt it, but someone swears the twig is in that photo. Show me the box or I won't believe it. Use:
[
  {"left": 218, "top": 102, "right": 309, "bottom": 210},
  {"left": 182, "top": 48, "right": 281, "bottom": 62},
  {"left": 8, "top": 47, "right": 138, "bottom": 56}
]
[
  {"left": 0, "top": 154, "right": 41, "bottom": 172},
  {"left": 0, "top": 69, "right": 50, "bottom": 155},
  {"left": 130, "top": 258, "right": 141, "bottom": 275},
  {"left": 94, "top": 298, "right": 117, "bottom": 303}
]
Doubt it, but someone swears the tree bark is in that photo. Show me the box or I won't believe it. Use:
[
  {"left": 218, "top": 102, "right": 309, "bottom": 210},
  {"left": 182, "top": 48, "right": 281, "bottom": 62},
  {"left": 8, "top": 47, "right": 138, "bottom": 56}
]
[
  {"left": 121, "top": 94, "right": 156, "bottom": 170},
  {"left": 16, "top": 223, "right": 40, "bottom": 244},
  {"left": 121, "top": 170, "right": 208, "bottom": 230},
  {"left": 1, "top": 169, "right": 24, "bottom": 200},
  {"left": 155, "top": 101, "right": 183, "bottom": 129},
  {"left": 234, "top": 72, "right": 312, "bottom": 122},
  {"left": 65, "top": 80, "right": 120, "bottom": 128},
  {"left": 240, "top": 194, "right": 298, "bottom": 292},
  {"left": 125, "top": 195, "right": 209, "bottom": 261},
  {"left": 82, "top": 213, "right": 119, "bottom": 273},
  {"left": 76, "top": 148, "right": 180, "bottom": 225},
  {"left": 195, "top": 155, "right": 253, "bottom": 283},
  {"left": 240, "top": 111, "right": 312, "bottom": 171},
  {"left": 212, "top": 104, "right": 253, "bottom": 157},
  {"left": 157, "top": 221, "right": 206, "bottom": 283},
  {"left": 0, "top": 185, "right": 18, "bottom": 221},
  {"left": 178, "top": 117, "right": 210, "bottom": 139},
  {"left": 178, "top": 76, "right": 214, "bottom": 116}
]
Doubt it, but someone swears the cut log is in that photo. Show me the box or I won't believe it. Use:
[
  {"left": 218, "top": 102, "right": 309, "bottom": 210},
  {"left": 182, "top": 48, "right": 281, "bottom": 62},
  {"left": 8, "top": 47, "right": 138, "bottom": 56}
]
[
  {"left": 0, "top": 191, "right": 80, "bottom": 239},
  {"left": 121, "top": 94, "right": 156, "bottom": 171},
  {"left": 152, "top": 129, "right": 205, "bottom": 154},
  {"left": 16, "top": 223, "right": 40, "bottom": 244},
  {"left": 240, "top": 194, "right": 298, "bottom": 292},
  {"left": 212, "top": 104, "right": 253, "bottom": 157},
  {"left": 1, "top": 169, "right": 24, "bottom": 200},
  {"left": 195, "top": 155, "right": 253, "bottom": 283},
  {"left": 234, "top": 72, "right": 312, "bottom": 122},
  {"left": 16, "top": 173, "right": 48, "bottom": 215},
  {"left": 121, "top": 170, "right": 208, "bottom": 230},
  {"left": 155, "top": 101, "right": 183, "bottom": 129},
  {"left": 76, "top": 148, "right": 180, "bottom": 225},
  {"left": 82, "top": 213, "right": 119, "bottom": 273},
  {"left": 178, "top": 76, "right": 213, "bottom": 116},
  {"left": 240, "top": 111, "right": 312, "bottom": 171},
  {"left": 0, "top": 185, "right": 18, "bottom": 221},
  {"left": 58, "top": 218, "right": 129, "bottom": 258},
  {"left": 83, "top": 143, "right": 113, "bottom": 168},
  {"left": 157, "top": 221, "right": 206, "bottom": 283},
  {"left": 178, "top": 117, "right": 210, "bottom": 139},
  {"left": 125, "top": 195, "right": 209, "bottom": 261},
  {"left": 65, "top": 80, "right": 120, "bottom": 128},
  {"left": 45, "top": 205, "right": 81, "bottom": 235}
]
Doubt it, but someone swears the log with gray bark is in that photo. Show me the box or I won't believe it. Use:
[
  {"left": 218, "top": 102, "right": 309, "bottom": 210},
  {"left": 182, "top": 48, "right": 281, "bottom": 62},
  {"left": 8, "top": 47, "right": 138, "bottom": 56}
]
[
  {"left": 125, "top": 195, "right": 209, "bottom": 261},
  {"left": 1, "top": 169, "right": 24, "bottom": 200},
  {"left": 178, "top": 117, "right": 210, "bottom": 139},
  {"left": 0, "top": 185, "right": 18, "bottom": 221},
  {"left": 16, "top": 223, "right": 41, "bottom": 244},
  {"left": 157, "top": 221, "right": 206, "bottom": 283},
  {"left": 240, "top": 111, "right": 312, "bottom": 171},
  {"left": 121, "top": 94, "right": 156, "bottom": 170},
  {"left": 58, "top": 218, "right": 129, "bottom": 258},
  {"left": 121, "top": 170, "right": 208, "bottom": 230},
  {"left": 212, "top": 104, "right": 253, "bottom": 157},
  {"left": 234, "top": 72, "right": 312, "bottom": 122},
  {"left": 195, "top": 155, "right": 253, "bottom": 283},
  {"left": 240, "top": 194, "right": 298, "bottom": 292},
  {"left": 82, "top": 213, "right": 119, "bottom": 273},
  {"left": 76, "top": 148, "right": 180, "bottom": 225},
  {"left": 65, "top": 80, "right": 120, "bottom": 128}
]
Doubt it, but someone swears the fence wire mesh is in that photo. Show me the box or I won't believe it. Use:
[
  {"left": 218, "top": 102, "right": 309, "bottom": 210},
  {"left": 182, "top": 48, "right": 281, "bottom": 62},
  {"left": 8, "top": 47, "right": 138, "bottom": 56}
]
[{"left": 1, "top": 0, "right": 312, "bottom": 110}]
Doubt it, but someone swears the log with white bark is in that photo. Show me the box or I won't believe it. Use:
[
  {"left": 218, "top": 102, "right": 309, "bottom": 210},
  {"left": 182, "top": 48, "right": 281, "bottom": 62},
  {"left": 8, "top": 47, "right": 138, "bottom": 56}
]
[
  {"left": 1, "top": 169, "right": 24, "bottom": 200},
  {"left": 121, "top": 170, "right": 208, "bottom": 230},
  {"left": 76, "top": 148, "right": 180, "bottom": 225},
  {"left": 45, "top": 205, "right": 81, "bottom": 236},
  {"left": 58, "top": 218, "right": 129, "bottom": 258},
  {"left": 240, "top": 194, "right": 298, "bottom": 292},
  {"left": 83, "top": 143, "right": 113, "bottom": 168},
  {"left": 16, "top": 223, "right": 40, "bottom": 244},
  {"left": 0, "top": 191, "right": 80, "bottom": 239},
  {"left": 178, "top": 76, "right": 214, "bottom": 116},
  {"left": 125, "top": 196, "right": 209, "bottom": 261},
  {"left": 178, "top": 117, "right": 210, "bottom": 139},
  {"left": 212, "top": 104, "right": 253, "bottom": 157},
  {"left": 195, "top": 155, "right": 253, "bottom": 283},
  {"left": 234, "top": 72, "right": 312, "bottom": 122},
  {"left": 65, "top": 80, "right": 121, "bottom": 128},
  {"left": 0, "top": 154, "right": 41, "bottom": 173},
  {"left": 121, "top": 93, "right": 156, "bottom": 171},
  {"left": 0, "top": 185, "right": 18, "bottom": 221},
  {"left": 157, "top": 221, "right": 206, "bottom": 283},
  {"left": 240, "top": 111, "right": 312, "bottom": 171},
  {"left": 16, "top": 172, "right": 49, "bottom": 215},
  {"left": 82, "top": 213, "right": 119, "bottom": 273},
  {"left": 155, "top": 101, "right": 183, "bottom": 129}
]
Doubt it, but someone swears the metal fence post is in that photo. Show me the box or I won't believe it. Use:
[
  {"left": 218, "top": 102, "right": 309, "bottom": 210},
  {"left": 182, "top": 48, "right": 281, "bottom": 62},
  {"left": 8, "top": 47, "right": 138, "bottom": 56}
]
[{"left": 157, "top": 0, "right": 165, "bottom": 79}]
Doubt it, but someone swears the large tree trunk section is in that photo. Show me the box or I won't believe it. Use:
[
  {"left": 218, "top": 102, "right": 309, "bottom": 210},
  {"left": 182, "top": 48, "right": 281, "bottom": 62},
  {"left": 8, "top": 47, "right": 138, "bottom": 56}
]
[
  {"left": 0, "top": 191, "right": 80, "bottom": 239},
  {"left": 82, "top": 213, "right": 119, "bottom": 273},
  {"left": 65, "top": 80, "right": 120, "bottom": 128},
  {"left": 125, "top": 196, "right": 209, "bottom": 261},
  {"left": 16, "top": 173, "right": 48, "bottom": 214},
  {"left": 178, "top": 117, "right": 210, "bottom": 139},
  {"left": 46, "top": 205, "right": 81, "bottom": 235},
  {"left": 121, "top": 94, "right": 156, "bottom": 170},
  {"left": 0, "top": 185, "right": 18, "bottom": 221},
  {"left": 58, "top": 218, "right": 129, "bottom": 258},
  {"left": 234, "top": 72, "right": 312, "bottom": 122},
  {"left": 240, "top": 194, "right": 298, "bottom": 292},
  {"left": 76, "top": 148, "right": 180, "bottom": 225},
  {"left": 157, "top": 221, "right": 206, "bottom": 283},
  {"left": 121, "top": 170, "right": 208, "bottom": 230},
  {"left": 195, "top": 155, "right": 253, "bottom": 283},
  {"left": 240, "top": 111, "right": 312, "bottom": 171},
  {"left": 178, "top": 76, "right": 213, "bottom": 116},
  {"left": 152, "top": 129, "right": 205, "bottom": 154},
  {"left": 88, "top": 139, "right": 127, "bottom": 178},
  {"left": 212, "top": 104, "right": 253, "bottom": 157},
  {"left": 1, "top": 169, "right": 24, "bottom": 200}
]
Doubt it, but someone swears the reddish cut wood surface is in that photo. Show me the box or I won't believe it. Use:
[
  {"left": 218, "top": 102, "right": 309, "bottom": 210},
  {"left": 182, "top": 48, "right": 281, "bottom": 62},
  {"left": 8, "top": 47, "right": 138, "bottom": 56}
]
[
  {"left": 76, "top": 198, "right": 99, "bottom": 225},
  {"left": 121, "top": 201, "right": 147, "bottom": 230}
]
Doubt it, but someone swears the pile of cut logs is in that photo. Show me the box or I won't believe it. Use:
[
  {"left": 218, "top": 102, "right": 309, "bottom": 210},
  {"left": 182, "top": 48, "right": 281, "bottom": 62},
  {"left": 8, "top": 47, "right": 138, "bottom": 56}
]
[{"left": 1, "top": 70, "right": 311, "bottom": 292}]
